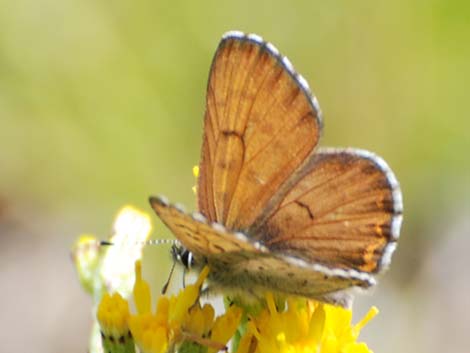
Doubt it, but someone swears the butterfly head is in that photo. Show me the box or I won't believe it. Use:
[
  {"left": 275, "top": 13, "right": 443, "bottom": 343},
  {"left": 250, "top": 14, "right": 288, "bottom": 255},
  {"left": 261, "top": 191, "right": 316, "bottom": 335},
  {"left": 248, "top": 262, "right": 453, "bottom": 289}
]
[{"left": 171, "top": 244, "right": 195, "bottom": 270}]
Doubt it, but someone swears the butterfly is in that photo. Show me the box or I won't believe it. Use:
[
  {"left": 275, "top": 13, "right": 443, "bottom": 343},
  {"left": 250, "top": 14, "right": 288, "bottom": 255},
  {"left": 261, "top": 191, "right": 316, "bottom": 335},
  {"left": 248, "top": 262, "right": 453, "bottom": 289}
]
[{"left": 149, "top": 31, "right": 403, "bottom": 306}]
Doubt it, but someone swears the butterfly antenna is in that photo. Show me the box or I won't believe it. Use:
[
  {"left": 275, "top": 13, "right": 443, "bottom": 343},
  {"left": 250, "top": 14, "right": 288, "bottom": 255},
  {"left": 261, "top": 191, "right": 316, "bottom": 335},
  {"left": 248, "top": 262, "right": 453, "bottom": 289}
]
[
  {"left": 98, "top": 238, "right": 180, "bottom": 294},
  {"left": 144, "top": 239, "right": 178, "bottom": 246},
  {"left": 99, "top": 239, "right": 178, "bottom": 247},
  {"left": 99, "top": 240, "right": 114, "bottom": 246},
  {"left": 161, "top": 259, "right": 177, "bottom": 294}
]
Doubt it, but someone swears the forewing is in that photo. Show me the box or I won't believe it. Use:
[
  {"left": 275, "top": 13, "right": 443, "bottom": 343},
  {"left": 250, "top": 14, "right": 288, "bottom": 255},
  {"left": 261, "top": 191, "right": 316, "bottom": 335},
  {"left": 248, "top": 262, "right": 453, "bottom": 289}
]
[
  {"left": 149, "top": 196, "right": 265, "bottom": 259},
  {"left": 198, "top": 31, "right": 322, "bottom": 230},
  {"left": 255, "top": 148, "right": 403, "bottom": 274}
]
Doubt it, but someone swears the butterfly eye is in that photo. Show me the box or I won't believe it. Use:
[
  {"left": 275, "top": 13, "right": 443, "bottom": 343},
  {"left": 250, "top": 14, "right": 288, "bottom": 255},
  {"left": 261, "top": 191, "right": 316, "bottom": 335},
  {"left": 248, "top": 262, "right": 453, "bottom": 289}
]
[
  {"left": 171, "top": 244, "right": 195, "bottom": 270},
  {"left": 181, "top": 250, "right": 194, "bottom": 269}
]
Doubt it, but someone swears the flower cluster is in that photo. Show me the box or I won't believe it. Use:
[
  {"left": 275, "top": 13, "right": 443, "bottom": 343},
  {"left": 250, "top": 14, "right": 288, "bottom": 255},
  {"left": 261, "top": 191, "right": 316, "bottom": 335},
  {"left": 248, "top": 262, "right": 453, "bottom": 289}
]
[
  {"left": 237, "top": 293, "right": 377, "bottom": 353},
  {"left": 96, "top": 261, "right": 242, "bottom": 353},
  {"left": 93, "top": 261, "right": 376, "bottom": 353}
]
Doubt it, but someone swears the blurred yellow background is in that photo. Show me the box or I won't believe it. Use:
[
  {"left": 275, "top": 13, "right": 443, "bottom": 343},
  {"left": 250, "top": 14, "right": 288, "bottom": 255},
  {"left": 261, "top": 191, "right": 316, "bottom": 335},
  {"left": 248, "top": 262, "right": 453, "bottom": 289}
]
[{"left": 1, "top": 1, "right": 469, "bottom": 353}]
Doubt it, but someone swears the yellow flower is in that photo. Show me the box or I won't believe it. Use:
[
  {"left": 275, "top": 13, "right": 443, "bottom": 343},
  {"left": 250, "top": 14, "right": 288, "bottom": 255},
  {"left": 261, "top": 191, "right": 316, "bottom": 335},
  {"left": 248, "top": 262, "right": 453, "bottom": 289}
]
[
  {"left": 236, "top": 293, "right": 377, "bottom": 353},
  {"left": 126, "top": 262, "right": 242, "bottom": 353},
  {"left": 97, "top": 292, "right": 135, "bottom": 353},
  {"left": 100, "top": 206, "right": 152, "bottom": 296},
  {"left": 71, "top": 205, "right": 152, "bottom": 299},
  {"left": 71, "top": 235, "right": 102, "bottom": 295},
  {"left": 72, "top": 205, "right": 152, "bottom": 353}
]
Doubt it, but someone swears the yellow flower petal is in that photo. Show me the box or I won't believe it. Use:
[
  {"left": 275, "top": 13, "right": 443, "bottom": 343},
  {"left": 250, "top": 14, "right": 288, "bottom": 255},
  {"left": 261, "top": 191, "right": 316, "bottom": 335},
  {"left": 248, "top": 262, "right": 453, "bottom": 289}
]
[
  {"left": 353, "top": 306, "right": 379, "bottom": 336},
  {"left": 308, "top": 302, "right": 325, "bottom": 344},
  {"left": 155, "top": 296, "right": 170, "bottom": 324},
  {"left": 209, "top": 305, "right": 243, "bottom": 353},
  {"left": 184, "top": 305, "right": 207, "bottom": 336},
  {"left": 133, "top": 260, "right": 151, "bottom": 314},
  {"left": 151, "top": 326, "right": 168, "bottom": 353},
  {"left": 201, "top": 303, "right": 216, "bottom": 334}
]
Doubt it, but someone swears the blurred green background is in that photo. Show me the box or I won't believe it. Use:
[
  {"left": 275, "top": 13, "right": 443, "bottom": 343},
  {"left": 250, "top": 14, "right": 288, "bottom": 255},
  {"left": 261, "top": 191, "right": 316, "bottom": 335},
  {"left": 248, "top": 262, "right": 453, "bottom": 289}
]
[{"left": 1, "top": 1, "right": 469, "bottom": 352}]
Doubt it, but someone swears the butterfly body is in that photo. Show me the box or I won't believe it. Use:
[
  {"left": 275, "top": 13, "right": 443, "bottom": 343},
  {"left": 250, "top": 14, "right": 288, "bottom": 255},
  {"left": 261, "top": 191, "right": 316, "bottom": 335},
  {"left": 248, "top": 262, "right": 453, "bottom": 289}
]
[{"left": 150, "top": 31, "right": 403, "bottom": 306}]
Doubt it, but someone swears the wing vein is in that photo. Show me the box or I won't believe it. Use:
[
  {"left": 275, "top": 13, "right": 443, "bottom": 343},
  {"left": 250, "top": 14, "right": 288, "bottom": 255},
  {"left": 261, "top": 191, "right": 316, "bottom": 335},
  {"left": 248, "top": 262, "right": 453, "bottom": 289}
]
[
  {"left": 224, "top": 46, "right": 264, "bottom": 218},
  {"left": 212, "top": 42, "right": 237, "bottom": 220}
]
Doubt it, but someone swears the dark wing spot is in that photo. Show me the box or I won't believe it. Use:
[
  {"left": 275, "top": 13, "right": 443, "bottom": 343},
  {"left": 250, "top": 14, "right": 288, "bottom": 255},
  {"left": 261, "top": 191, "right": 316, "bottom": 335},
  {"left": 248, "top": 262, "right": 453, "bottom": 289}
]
[
  {"left": 222, "top": 129, "right": 243, "bottom": 139},
  {"left": 295, "top": 201, "right": 314, "bottom": 220},
  {"left": 212, "top": 243, "right": 225, "bottom": 252}
]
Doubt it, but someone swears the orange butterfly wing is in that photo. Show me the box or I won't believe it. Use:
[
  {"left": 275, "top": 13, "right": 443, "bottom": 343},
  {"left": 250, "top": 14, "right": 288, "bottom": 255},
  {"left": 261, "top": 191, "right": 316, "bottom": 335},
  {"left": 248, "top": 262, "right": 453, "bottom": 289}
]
[
  {"left": 254, "top": 148, "right": 403, "bottom": 274},
  {"left": 198, "top": 32, "right": 322, "bottom": 230},
  {"left": 149, "top": 32, "right": 403, "bottom": 303},
  {"left": 149, "top": 196, "right": 263, "bottom": 256}
]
